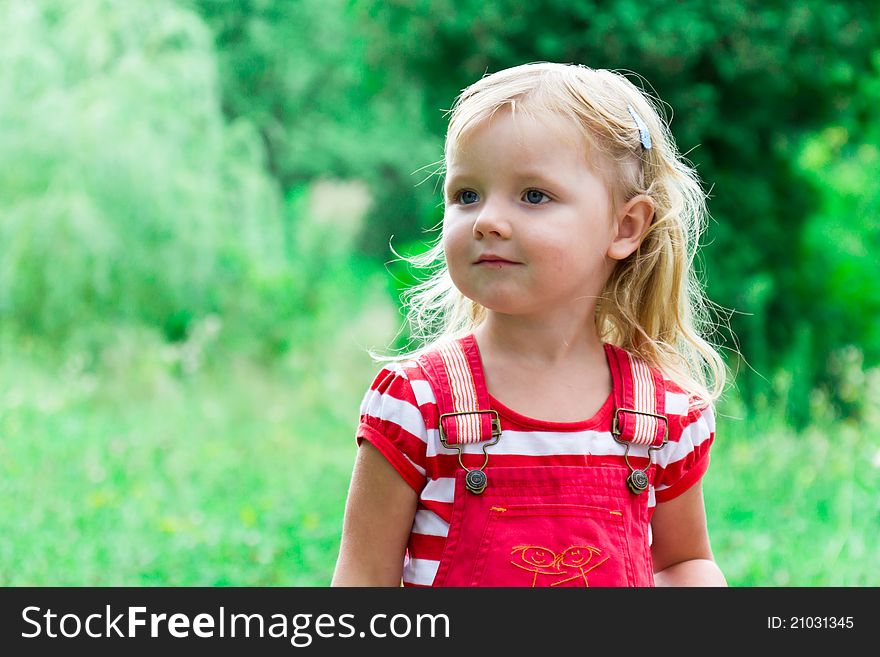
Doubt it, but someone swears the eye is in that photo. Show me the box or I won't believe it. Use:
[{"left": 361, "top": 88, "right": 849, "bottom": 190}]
[
  {"left": 523, "top": 189, "right": 549, "bottom": 204},
  {"left": 456, "top": 190, "right": 479, "bottom": 205}
]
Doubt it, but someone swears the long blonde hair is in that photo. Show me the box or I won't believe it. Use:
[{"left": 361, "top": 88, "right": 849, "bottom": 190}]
[{"left": 372, "top": 62, "right": 728, "bottom": 407}]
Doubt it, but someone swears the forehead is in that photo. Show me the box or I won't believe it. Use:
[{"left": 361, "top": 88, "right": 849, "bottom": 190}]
[
  {"left": 449, "top": 108, "right": 584, "bottom": 154},
  {"left": 444, "top": 109, "right": 596, "bottom": 183}
]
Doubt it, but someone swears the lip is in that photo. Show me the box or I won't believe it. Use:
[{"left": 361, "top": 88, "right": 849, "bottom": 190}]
[{"left": 473, "top": 254, "right": 522, "bottom": 265}]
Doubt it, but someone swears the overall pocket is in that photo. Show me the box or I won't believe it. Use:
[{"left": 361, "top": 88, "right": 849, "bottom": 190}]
[{"left": 469, "top": 504, "right": 634, "bottom": 587}]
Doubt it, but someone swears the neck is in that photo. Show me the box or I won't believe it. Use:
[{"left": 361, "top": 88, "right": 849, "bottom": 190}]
[{"left": 474, "top": 310, "right": 604, "bottom": 369}]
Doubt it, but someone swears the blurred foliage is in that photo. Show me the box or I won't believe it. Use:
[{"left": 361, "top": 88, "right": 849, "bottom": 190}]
[
  {"left": 192, "top": 0, "right": 442, "bottom": 259},
  {"left": 794, "top": 52, "right": 880, "bottom": 422},
  {"left": 3, "top": 0, "right": 877, "bottom": 421},
  {"left": 0, "top": 0, "right": 392, "bottom": 362},
  {"left": 1, "top": 0, "right": 878, "bottom": 584},
  {"left": 0, "top": 0, "right": 286, "bottom": 347},
  {"left": 0, "top": 319, "right": 392, "bottom": 585}
]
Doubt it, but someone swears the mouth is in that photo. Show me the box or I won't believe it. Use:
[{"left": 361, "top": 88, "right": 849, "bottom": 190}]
[{"left": 474, "top": 256, "right": 521, "bottom": 265}]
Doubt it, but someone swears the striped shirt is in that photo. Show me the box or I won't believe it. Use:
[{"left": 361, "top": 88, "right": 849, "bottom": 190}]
[{"left": 356, "top": 353, "right": 715, "bottom": 587}]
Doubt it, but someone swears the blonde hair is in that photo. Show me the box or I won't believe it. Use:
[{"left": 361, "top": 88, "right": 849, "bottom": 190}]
[{"left": 373, "top": 62, "right": 728, "bottom": 407}]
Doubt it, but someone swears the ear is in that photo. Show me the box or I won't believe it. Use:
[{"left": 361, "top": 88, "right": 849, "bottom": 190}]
[{"left": 607, "top": 194, "right": 655, "bottom": 261}]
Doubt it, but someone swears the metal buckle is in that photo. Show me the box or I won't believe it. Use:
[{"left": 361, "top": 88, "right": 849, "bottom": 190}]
[
  {"left": 611, "top": 407, "right": 669, "bottom": 495},
  {"left": 611, "top": 407, "right": 669, "bottom": 446},
  {"left": 438, "top": 410, "right": 501, "bottom": 494},
  {"left": 438, "top": 409, "right": 502, "bottom": 448}
]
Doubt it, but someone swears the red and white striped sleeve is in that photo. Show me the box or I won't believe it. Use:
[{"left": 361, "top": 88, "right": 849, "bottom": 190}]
[
  {"left": 356, "top": 362, "right": 430, "bottom": 494},
  {"left": 652, "top": 387, "right": 716, "bottom": 504}
]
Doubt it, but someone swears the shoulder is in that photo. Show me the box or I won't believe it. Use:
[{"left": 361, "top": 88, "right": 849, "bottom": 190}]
[
  {"left": 614, "top": 349, "right": 713, "bottom": 435},
  {"left": 361, "top": 359, "right": 436, "bottom": 409},
  {"left": 661, "top": 378, "right": 715, "bottom": 436},
  {"left": 361, "top": 338, "right": 468, "bottom": 415},
  {"left": 359, "top": 359, "right": 439, "bottom": 436}
]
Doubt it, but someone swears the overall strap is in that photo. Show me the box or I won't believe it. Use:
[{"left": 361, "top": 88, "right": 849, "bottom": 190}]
[
  {"left": 604, "top": 343, "right": 668, "bottom": 448},
  {"left": 604, "top": 344, "right": 669, "bottom": 494},
  {"left": 416, "top": 336, "right": 500, "bottom": 447}
]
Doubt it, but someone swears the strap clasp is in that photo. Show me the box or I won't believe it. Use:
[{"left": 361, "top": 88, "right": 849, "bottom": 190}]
[{"left": 438, "top": 410, "right": 501, "bottom": 495}]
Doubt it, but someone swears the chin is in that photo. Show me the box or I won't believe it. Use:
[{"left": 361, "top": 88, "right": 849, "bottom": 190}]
[
  {"left": 468, "top": 296, "right": 529, "bottom": 316},
  {"left": 453, "top": 279, "right": 528, "bottom": 314}
]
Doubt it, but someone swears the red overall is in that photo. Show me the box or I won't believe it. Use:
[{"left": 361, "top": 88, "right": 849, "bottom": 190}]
[{"left": 416, "top": 336, "right": 668, "bottom": 587}]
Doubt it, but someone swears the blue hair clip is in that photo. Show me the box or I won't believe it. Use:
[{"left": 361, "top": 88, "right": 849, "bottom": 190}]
[{"left": 627, "top": 105, "right": 652, "bottom": 150}]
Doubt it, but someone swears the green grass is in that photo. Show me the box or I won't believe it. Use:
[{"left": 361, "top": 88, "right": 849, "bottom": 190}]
[
  {"left": 0, "top": 325, "right": 375, "bottom": 586},
  {"left": 705, "top": 395, "right": 879, "bottom": 586},
  {"left": 2, "top": 328, "right": 877, "bottom": 586}
]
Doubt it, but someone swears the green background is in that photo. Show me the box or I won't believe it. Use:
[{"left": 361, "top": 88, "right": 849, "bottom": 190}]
[{"left": 1, "top": 0, "right": 877, "bottom": 585}]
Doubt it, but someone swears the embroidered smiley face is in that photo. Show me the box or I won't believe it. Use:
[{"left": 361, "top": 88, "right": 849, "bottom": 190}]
[
  {"left": 510, "top": 544, "right": 609, "bottom": 587},
  {"left": 559, "top": 545, "right": 601, "bottom": 568},
  {"left": 515, "top": 546, "right": 558, "bottom": 569}
]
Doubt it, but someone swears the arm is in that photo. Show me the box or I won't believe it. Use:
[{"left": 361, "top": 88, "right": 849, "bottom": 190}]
[
  {"left": 331, "top": 441, "right": 419, "bottom": 586},
  {"left": 650, "top": 480, "right": 727, "bottom": 586}
]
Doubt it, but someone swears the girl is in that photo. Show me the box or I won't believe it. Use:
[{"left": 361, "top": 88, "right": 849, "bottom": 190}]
[{"left": 332, "top": 62, "right": 728, "bottom": 587}]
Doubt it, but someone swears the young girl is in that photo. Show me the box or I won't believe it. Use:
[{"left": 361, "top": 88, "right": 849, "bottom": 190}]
[{"left": 332, "top": 62, "right": 728, "bottom": 587}]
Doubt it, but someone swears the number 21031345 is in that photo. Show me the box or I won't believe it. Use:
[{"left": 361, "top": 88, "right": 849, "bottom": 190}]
[{"left": 768, "top": 616, "right": 854, "bottom": 629}]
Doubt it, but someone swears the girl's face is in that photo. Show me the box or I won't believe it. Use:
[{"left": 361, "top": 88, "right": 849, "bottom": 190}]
[{"left": 443, "top": 109, "right": 618, "bottom": 317}]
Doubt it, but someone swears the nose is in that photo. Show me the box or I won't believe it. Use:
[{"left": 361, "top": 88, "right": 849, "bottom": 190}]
[{"left": 472, "top": 197, "right": 512, "bottom": 239}]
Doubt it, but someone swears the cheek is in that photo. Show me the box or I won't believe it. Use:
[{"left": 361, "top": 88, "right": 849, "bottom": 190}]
[
  {"left": 444, "top": 214, "right": 475, "bottom": 247},
  {"left": 535, "top": 239, "right": 578, "bottom": 271},
  {"left": 441, "top": 227, "right": 459, "bottom": 259},
  {"left": 534, "top": 235, "right": 606, "bottom": 280},
  {"left": 442, "top": 227, "right": 470, "bottom": 276}
]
